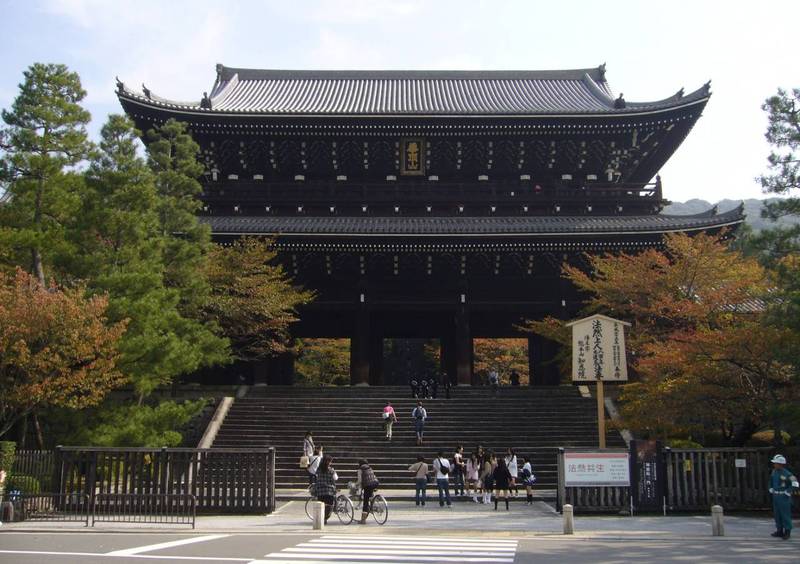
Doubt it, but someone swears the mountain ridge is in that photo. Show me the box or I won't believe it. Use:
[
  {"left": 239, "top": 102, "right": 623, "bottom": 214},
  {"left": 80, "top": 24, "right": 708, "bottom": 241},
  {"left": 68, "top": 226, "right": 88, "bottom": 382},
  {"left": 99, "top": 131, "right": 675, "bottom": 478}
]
[{"left": 662, "top": 198, "right": 799, "bottom": 231}]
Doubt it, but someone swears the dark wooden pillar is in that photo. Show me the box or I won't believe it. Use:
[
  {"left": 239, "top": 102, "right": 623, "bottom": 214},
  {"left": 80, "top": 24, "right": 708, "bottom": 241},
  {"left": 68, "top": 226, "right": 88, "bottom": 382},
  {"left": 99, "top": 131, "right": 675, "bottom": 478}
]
[
  {"left": 454, "top": 307, "right": 473, "bottom": 385},
  {"left": 369, "top": 333, "right": 384, "bottom": 385},
  {"left": 350, "top": 309, "right": 370, "bottom": 386},
  {"left": 528, "top": 334, "right": 561, "bottom": 385},
  {"left": 252, "top": 359, "right": 269, "bottom": 385},
  {"left": 277, "top": 352, "right": 295, "bottom": 385},
  {"left": 440, "top": 333, "right": 456, "bottom": 386}
]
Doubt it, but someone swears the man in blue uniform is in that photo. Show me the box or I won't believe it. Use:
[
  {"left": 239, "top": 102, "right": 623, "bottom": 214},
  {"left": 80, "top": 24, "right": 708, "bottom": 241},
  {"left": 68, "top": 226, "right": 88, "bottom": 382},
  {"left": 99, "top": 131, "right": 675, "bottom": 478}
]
[{"left": 768, "top": 454, "right": 797, "bottom": 540}]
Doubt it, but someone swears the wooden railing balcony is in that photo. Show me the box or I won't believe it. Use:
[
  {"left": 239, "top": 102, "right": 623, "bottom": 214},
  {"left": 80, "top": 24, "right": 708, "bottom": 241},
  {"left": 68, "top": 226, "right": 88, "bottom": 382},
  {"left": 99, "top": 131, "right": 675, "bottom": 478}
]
[{"left": 200, "top": 178, "right": 663, "bottom": 210}]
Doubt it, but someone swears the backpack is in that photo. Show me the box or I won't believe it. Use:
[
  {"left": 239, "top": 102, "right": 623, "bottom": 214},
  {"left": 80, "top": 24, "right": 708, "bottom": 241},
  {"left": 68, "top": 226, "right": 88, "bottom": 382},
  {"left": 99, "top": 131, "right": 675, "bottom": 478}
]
[
  {"left": 413, "top": 408, "right": 424, "bottom": 420},
  {"left": 438, "top": 458, "right": 450, "bottom": 475}
]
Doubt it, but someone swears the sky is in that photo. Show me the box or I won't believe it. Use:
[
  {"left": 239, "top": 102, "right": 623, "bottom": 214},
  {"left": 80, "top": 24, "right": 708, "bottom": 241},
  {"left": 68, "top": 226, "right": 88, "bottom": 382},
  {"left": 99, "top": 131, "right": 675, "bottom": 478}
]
[{"left": 0, "top": 0, "right": 795, "bottom": 203}]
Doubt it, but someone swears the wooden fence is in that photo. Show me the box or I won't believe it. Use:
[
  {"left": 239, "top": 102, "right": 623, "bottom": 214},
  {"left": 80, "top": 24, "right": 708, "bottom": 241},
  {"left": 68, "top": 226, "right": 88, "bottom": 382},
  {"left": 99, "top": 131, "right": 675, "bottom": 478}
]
[
  {"left": 664, "top": 448, "right": 771, "bottom": 511},
  {"left": 558, "top": 446, "right": 777, "bottom": 513},
  {"left": 11, "top": 450, "right": 55, "bottom": 491},
  {"left": 53, "top": 447, "right": 276, "bottom": 514}
]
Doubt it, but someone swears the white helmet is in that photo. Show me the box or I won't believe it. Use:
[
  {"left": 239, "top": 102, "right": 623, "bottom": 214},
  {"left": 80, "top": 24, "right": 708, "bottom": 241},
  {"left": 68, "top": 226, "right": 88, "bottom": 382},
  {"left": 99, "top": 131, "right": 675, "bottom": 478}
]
[{"left": 770, "top": 454, "right": 787, "bottom": 465}]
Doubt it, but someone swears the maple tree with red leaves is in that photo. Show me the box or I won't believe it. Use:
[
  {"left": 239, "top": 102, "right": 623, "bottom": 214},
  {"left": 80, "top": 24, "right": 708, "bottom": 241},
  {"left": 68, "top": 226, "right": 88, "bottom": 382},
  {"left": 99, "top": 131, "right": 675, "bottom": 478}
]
[
  {"left": 0, "top": 269, "right": 127, "bottom": 438},
  {"left": 525, "top": 232, "right": 799, "bottom": 445}
]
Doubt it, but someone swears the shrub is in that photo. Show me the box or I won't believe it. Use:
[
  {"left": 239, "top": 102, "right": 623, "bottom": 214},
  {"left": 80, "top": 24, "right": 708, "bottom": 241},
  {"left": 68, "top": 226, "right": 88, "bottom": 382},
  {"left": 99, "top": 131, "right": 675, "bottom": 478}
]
[
  {"left": 0, "top": 441, "right": 16, "bottom": 473},
  {"left": 5, "top": 474, "right": 40, "bottom": 495},
  {"left": 667, "top": 439, "right": 704, "bottom": 449},
  {"left": 748, "top": 430, "right": 791, "bottom": 446}
]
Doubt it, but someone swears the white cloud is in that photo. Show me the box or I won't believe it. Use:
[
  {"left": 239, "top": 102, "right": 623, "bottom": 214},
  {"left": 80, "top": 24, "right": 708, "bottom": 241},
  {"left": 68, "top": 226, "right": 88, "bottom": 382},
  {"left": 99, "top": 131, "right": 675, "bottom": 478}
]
[{"left": 41, "top": 0, "right": 235, "bottom": 105}]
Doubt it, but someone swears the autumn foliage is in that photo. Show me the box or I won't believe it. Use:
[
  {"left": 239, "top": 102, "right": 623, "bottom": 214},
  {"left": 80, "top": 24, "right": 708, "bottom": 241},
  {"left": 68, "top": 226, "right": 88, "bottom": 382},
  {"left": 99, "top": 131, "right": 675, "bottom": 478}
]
[
  {"left": 0, "top": 269, "right": 127, "bottom": 437},
  {"left": 473, "top": 338, "right": 529, "bottom": 384},
  {"left": 527, "top": 232, "right": 799, "bottom": 444}
]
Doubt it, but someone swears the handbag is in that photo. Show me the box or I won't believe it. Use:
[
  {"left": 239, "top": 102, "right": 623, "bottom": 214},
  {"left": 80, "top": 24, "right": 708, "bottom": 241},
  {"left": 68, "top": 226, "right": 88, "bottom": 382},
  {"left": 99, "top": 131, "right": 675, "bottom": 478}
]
[{"left": 299, "top": 455, "right": 310, "bottom": 469}]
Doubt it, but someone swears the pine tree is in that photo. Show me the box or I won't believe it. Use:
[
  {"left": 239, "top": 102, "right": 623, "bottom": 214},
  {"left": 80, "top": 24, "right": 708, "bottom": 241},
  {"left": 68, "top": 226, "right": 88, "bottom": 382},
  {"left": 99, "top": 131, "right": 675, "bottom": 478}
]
[
  {"left": 146, "top": 119, "right": 211, "bottom": 315},
  {"left": 76, "top": 115, "right": 229, "bottom": 401},
  {"left": 0, "top": 63, "right": 93, "bottom": 284}
]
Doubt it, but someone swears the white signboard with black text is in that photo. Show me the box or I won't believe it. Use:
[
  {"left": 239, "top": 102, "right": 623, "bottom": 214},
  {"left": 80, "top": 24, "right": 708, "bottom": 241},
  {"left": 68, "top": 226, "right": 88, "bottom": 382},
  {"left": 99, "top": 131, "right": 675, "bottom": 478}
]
[
  {"left": 564, "top": 452, "right": 631, "bottom": 487},
  {"left": 566, "top": 314, "right": 630, "bottom": 382}
]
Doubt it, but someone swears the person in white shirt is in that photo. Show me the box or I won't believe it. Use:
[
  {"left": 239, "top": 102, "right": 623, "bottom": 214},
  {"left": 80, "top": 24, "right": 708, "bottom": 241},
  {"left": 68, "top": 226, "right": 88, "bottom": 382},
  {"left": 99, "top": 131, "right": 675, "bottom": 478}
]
[
  {"left": 505, "top": 448, "right": 519, "bottom": 497},
  {"left": 307, "top": 446, "right": 323, "bottom": 485},
  {"left": 521, "top": 455, "right": 537, "bottom": 505},
  {"left": 303, "top": 431, "right": 315, "bottom": 458},
  {"left": 432, "top": 451, "right": 452, "bottom": 507}
]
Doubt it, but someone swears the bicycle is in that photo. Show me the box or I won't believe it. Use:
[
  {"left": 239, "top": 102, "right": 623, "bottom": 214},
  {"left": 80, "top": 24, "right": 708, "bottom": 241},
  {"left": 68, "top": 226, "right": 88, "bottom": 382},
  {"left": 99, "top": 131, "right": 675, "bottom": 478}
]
[
  {"left": 360, "top": 488, "right": 389, "bottom": 525},
  {"left": 304, "top": 488, "right": 354, "bottom": 525}
]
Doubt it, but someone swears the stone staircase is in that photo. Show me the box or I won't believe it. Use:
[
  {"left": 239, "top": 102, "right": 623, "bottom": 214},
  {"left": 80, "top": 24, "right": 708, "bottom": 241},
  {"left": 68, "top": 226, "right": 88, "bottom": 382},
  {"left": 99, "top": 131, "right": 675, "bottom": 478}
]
[{"left": 211, "top": 385, "right": 625, "bottom": 491}]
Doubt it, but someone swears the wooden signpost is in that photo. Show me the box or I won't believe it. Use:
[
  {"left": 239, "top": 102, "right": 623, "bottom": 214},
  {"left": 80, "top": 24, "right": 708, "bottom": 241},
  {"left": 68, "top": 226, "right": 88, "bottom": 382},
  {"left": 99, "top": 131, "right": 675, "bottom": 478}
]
[{"left": 565, "top": 314, "right": 630, "bottom": 448}]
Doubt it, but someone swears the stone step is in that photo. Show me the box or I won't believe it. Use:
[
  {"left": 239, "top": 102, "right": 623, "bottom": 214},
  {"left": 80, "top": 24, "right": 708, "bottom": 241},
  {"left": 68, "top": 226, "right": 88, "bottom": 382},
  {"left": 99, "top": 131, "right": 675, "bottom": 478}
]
[{"left": 210, "top": 385, "right": 623, "bottom": 490}]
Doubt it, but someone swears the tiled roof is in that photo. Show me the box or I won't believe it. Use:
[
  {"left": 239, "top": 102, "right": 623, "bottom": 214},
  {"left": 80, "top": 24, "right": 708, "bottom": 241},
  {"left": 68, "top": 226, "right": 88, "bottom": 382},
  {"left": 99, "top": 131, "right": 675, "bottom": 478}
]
[
  {"left": 118, "top": 64, "right": 710, "bottom": 116},
  {"left": 203, "top": 206, "right": 744, "bottom": 237}
]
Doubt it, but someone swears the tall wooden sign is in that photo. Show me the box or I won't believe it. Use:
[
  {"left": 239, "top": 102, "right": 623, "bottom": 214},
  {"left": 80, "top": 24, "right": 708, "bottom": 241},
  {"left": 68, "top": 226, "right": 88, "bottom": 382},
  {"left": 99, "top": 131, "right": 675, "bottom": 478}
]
[{"left": 566, "top": 314, "right": 630, "bottom": 448}]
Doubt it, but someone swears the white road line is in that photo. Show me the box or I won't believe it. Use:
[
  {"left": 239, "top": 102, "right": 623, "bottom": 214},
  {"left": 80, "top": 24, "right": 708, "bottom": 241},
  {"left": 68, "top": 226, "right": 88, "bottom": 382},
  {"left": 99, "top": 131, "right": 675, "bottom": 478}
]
[
  {"left": 320, "top": 535, "right": 517, "bottom": 544},
  {"left": 259, "top": 556, "right": 513, "bottom": 563},
  {"left": 106, "top": 534, "right": 230, "bottom": 556},
  {"left": 0, "top": 550, "right": 249, "bottom": 561},
  {"left": 300, "top": 543, "right": 515, "bottom": 552},
  {"left": 285, "top": 547, "right": 515, "bottom": 556},
  {"left": 258, "top": 535, "right": 518, "bottom": 563},
  {"left": 305, "top": 540, "right": 516, "bottom": 549}
]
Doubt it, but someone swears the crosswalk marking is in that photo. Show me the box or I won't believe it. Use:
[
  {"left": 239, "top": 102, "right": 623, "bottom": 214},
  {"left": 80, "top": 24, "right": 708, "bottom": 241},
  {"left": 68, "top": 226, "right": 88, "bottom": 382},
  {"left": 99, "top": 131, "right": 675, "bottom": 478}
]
[{"left": 251, "top": 535, "right": 518, "bottom": 564}]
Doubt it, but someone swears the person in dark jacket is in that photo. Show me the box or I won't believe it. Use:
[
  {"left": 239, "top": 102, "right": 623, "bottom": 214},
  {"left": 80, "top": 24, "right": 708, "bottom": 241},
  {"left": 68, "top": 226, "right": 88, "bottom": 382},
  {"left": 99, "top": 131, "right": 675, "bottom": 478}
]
[
  {"left": 492, "top": 457, "right": 513, "bottom": 510},
  {"left": 357, "top": 459, "right": 380, "bottom": 524},
  {"left": 314, "top": 455, "right": 338, "bottom": 523}
]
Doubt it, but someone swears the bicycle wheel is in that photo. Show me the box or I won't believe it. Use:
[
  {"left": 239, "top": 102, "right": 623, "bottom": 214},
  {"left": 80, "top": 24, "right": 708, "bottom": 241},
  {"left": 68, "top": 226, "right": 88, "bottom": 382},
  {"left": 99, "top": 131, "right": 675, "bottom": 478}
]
[
  {"left": 335, "top": 494, "right": 354, "bottom": 524},
  {"left": 370, "top": 494, "right": 388, "bottom": 525},
  {"left": 304, "top": 497, "right": 313, "bottom": 520}
]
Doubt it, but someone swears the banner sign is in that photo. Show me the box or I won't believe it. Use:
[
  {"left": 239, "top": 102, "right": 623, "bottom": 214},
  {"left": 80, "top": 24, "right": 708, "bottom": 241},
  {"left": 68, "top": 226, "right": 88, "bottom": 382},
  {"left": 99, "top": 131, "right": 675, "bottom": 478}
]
[
  {"left": 566, "top": 314, "right": 630, "bottom": 382},
  {"left": 564, "top": 452, "right": 630, "bottom": 487},
  {"left": 630, "top": 439, "right": 665, "bottom": 511}
]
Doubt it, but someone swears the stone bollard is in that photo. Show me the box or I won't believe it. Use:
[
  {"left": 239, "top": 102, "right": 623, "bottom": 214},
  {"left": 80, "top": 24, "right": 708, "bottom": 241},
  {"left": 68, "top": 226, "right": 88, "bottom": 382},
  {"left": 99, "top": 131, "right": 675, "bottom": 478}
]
[
  {"left": 311, "top": 501, "right": 325, "bottom": 530},
  {"left": 711, "top": 505, "right": 724, "bottom": 537},
  {"left": 563, "top": 504, "right": 575, "bottom": 535}
]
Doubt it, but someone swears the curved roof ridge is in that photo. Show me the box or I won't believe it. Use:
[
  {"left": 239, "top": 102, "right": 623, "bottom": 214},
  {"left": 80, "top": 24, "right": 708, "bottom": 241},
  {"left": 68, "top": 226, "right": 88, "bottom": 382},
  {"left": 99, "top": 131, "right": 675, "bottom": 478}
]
[
  {"left": 214, "top": 64, "right": 609, "bottom": 82},
  {"left": 581, "top": 72, "right": 615, "bottom": 109},
  {"left": 625, "top": 82, "right": 711, "bottom": 109},
  {"left": 660, "top": 204, "right": 744, "bottom": 222},
  {"left": 210, "top": 72, "right": 239, "bottom": 106}
]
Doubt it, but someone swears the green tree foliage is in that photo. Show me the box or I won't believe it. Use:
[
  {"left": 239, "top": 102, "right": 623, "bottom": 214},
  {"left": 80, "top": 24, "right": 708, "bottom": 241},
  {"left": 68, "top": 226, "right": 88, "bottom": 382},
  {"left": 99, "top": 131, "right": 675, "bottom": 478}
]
[
  {"left": 0, "top": 63, "right": 93, "bottom": 284},
  {"left": 753, "top": 87, "right": 800, "bottom": 442},
  {"left": 204, "top": 237, "right": 313, "bottom": 360},
  {"left": 147, "top": 119, "right": 211, "bottom": 315},
  {"left": 72, "top": 115, "right": 228, "bottom": 400},
  {"left": 81, "top": 400, "right": 207, "bottom": 447}
]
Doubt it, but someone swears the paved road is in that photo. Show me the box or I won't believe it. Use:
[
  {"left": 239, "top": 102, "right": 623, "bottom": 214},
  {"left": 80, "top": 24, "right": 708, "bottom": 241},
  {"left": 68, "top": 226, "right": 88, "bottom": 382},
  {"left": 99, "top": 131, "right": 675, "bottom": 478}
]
[{"left": 0, "top": 531, "right": 795, "bottom": 563}]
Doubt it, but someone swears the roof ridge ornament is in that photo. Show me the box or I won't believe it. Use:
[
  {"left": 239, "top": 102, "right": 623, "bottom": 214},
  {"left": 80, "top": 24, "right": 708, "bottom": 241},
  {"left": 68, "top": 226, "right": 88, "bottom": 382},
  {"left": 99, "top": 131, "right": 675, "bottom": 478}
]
[
  {"left": 676, "top": 87, "right": 684, "bottom": 99},
  {"left": 142, "top": 83, "right": 151, "bottom": 99},
  {"left": 214, "top": 63, "right": 224, "bottom": 91},
  {"left": 115, "top": 76, "right": 124, "bottom": 94},
  {"left": 597, "top": 63, "right": 606, "bottom": 81},
  {"left": 613, "top": 93, "right": 626, "bottom": 109}
]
